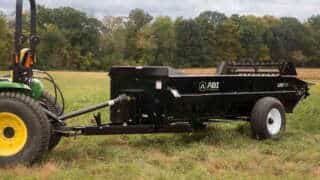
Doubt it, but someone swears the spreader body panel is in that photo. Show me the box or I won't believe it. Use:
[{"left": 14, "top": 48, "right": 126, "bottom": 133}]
[{"left": 109, "top": 63, "right": 308, "bottom": 125}]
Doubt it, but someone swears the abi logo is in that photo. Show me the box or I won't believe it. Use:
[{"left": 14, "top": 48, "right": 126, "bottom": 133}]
[{"left": 199, "top": 81, "right": 220, "bottom": 92}]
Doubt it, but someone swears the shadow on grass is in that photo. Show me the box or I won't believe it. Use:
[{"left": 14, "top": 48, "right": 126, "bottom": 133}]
[
  {"left": 127, "top": 122, "right": 253, "bottom": 154},
  {"left": 47, "top": 122, "right": 253, "bottom": 162}
]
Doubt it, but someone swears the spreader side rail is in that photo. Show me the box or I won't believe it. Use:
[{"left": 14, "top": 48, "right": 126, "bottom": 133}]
[{"left": 217, "top": 61, "right": 297, "bottom": 76}]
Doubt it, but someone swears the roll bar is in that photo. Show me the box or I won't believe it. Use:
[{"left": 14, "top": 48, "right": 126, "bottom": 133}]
[
  {"left": 13, "top": 0, "right": 38, "bottom": 83},
  {"left": 15, "top": 0, "right": 37, "bottom": 56}
]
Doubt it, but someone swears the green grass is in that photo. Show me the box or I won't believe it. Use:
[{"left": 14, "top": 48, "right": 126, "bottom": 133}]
[{"left": 0, "top": 72, "right": 320, "bottom": 180}]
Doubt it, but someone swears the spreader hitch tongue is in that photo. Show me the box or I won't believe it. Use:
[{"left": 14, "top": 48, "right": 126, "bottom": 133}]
[
  {"left": 44, "top": 94, "right": 130, "bottom": 122},
  {"left": 60, "top": 94, "right": 129, "bottom": 121},
  {"left": 109, "top": 94, "right": 130, "bottom": 106}
]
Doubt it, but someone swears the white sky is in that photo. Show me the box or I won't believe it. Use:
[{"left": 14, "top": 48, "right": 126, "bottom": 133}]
[{"left": 1, "top": 0, "right": 320, "bottom": 21}]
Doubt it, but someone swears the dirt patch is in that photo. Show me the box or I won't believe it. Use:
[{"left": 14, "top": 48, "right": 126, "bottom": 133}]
[
  {"left": 6, "top": 162, "right": 58, "bottom": 179},
  {"left": 181, "top": 68, "right": 216, "bottom": 75},
  {"left": 207, "top": 158, "right": 244, "bottom": 173},
  {"left": 313, "top": 167, "right": 320, "bottom": 176},
  {"left": 147, "top": 150, "right": 175, "bottom": 166},
  {"left": 297, "top": 68, "right": 320, "bottom": 80}
]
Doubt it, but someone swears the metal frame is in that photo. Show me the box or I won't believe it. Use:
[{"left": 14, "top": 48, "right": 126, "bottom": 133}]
[
  {"left": 216, "top": 61, "right": 297, "bottom": 76},
  {"left": 13, "top": 0, "right": 38, "bottom": 84}
]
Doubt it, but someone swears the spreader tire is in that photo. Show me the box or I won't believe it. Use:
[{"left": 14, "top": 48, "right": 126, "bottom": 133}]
[
  {"left": 251, "top": 97, "right": 286, "bottom": 140},
  {"left": 41, "top": 92, "right": 63, "bottom": 151},
  {"left": 0, "top": 92, "right": 50, "bottom": 166}
]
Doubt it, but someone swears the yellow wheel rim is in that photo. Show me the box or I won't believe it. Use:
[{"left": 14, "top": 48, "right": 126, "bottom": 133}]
[{"left": 0, "top": 113, "right": 28, "bottom": 157}]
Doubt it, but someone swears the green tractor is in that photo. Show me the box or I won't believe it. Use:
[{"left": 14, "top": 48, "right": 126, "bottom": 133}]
[{"left": 0, "top": 0, "right": 64, "bottom": 166}]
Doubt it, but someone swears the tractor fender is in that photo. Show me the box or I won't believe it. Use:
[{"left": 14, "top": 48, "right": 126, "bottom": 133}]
[
  {"left": 0, "top": 79, "right": 44, "bottom": 99},
  {"left": 0, "top": 81, "right": 31, "bottom": 91}
]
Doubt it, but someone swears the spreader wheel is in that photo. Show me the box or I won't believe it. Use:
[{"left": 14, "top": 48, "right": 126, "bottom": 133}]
[
  {"left": 41, "top": 92, "right": 63, "bottom": 151},
  {"left": 251, "top": 97, "right": 286, "bottom": 140},
  {"left": 0, "top": 92, "right": 50, "bottom": 166}
]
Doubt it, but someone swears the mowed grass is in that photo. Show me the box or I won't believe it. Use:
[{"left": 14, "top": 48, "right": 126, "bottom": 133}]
[{"left": 0, "top": 70, "right": 320, "bottom": 180}]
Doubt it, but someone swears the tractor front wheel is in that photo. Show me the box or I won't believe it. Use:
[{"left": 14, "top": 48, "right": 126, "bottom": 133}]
[{"left": 0, "top": 92, "right": 50, "bottom": 166}]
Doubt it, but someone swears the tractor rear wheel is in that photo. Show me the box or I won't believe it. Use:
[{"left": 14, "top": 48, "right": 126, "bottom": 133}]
[
  {"left": 251, "top": 97, "right": 286, "bottom": 140},
  {"left": 0, "top": 92, "right": 50, "bottom": 166},
  {"left": 41, "top": 92, "right": 63, "bottom": 151}
]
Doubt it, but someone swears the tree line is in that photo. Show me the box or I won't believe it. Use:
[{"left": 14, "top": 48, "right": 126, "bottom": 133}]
[{"left": 0, "top": 6, "right": 320, "bottom": 70}]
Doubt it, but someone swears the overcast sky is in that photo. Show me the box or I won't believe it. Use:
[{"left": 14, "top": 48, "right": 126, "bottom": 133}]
[{"left": 1, "top": 0, "right": 319, "bottom": 21}]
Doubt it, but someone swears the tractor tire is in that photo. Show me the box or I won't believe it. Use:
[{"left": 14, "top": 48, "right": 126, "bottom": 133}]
[
  {"left": 41, "top": 92, "right": 63, "bottom": 151},
  {"left": 251, "top": 97, "right": 286, "bottom": 140},
  {"left": 0, "top": 92, "right": 50, "bottom": 166}
]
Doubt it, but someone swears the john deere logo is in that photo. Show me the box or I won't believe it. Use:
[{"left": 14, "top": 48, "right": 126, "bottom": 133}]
[{"left": 199, "top": 81, "right": 220, "bottom": 92}]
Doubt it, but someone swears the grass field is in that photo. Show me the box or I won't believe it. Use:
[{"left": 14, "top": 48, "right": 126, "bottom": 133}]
[{"left": 0, "top": 69, "right": 320, "bottom": 180}]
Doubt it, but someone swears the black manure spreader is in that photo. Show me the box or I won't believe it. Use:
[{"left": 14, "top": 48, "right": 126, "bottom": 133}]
[
  {"left": 0, "top": 0, "right": 310, "bottom": 166},
  {"left": 58, "top": 61, "right": 309, "bottom": 142},
  {"left": 105, "top": 62, "right": 309, "bottom": 138}
]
